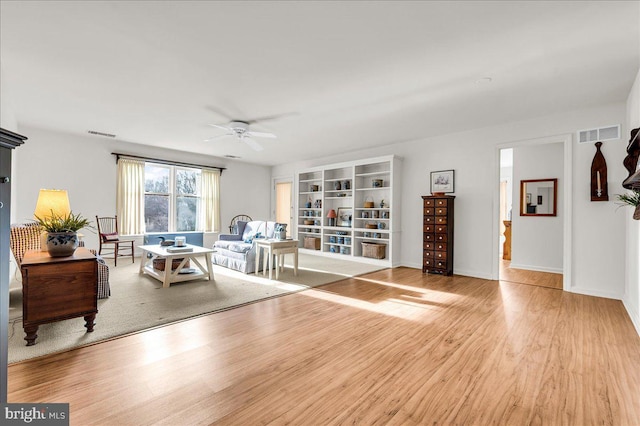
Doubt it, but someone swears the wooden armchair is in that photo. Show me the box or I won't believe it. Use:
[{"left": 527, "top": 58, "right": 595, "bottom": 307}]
[{"left": 96, "top": 215, "right": 135, "bottom": 266}]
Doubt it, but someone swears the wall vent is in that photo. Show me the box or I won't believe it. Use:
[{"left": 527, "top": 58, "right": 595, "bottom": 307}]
[
  {"left": 577, "top": 125, "right": 620, "bottom": 143},
  {"left": 87, "top": 130, "right": 116, "bottom": 138}
]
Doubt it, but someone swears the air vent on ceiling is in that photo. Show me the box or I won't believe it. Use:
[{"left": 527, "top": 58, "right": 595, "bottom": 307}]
[
  {"left": 224, "top": 154, "right": 241, "bottom": 159},
  {"left": 577, "top": 125, "right": 620, "bottom": 143},
  {"left": 87, "top": 130, "right": 116, "bottom": 138}
]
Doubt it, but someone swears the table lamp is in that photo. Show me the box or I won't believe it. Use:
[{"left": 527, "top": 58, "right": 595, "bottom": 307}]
[
  {"left": 327, "top": 209, "right": 337, "bottom": 227},
  {"left": 34, "top": 189, "right": 71, "bottom": 250}
]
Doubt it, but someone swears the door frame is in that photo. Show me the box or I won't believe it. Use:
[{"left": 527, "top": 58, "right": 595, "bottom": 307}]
[{"left": 492, "top": 133, "right": 573, "bottom": 291}]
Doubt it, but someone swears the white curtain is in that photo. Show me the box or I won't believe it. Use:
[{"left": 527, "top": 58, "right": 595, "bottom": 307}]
[
  {"left": 116, "top": 158, "right": 145, "bottom": 235},
  {"left": 200, "top": 168, "right": 220, "bottom": 232}
]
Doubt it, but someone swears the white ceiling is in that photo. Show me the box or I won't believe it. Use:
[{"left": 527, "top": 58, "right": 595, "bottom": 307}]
[{"left": 1, "top": 1, "right": 638, "bottom": 166}]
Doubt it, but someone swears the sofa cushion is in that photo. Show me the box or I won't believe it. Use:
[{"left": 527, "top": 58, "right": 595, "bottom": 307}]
[
  {"left": 228, "top": 243, "right": 252, "bottom": 253},
  {"left": 214, "top": 240, "right": 248, "bottom": 251}
]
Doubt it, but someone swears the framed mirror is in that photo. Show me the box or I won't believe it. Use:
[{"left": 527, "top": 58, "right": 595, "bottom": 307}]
[{"left": 520, "top": 178, "right": 557, "bottom": 216}]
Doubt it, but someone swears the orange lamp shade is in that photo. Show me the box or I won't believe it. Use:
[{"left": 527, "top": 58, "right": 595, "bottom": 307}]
[
  {"left": 327, "top": 209, "right": 337, "bottom": 218},
  {"left": 34, "top": 189, "right": 71, "bottom": 220}
]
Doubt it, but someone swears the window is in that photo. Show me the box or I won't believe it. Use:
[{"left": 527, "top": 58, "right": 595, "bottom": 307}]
[{"left": 144, "top": 163, "right": 201, "bottom": 232}]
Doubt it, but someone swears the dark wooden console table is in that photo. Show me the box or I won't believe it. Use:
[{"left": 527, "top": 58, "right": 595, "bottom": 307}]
[{"left": 20, "top": 247, "right": 98, "bottom": 346}]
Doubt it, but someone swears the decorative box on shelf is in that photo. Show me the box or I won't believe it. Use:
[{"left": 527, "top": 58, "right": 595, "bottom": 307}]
[{"left": 304, "top": 237, "right": 321, "bottom": 250}]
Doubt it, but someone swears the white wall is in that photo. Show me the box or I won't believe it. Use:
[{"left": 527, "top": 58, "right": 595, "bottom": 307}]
[
  {"left": 11, "top": 125, "right": 271, "bottom": 254},
  {"left": 273, "top": 102, "right": 628, "bottom": 298},
  {"left": 511, "top": 143, "right": 563, "bottom": 273},
  {"left": 624, "top": 68, "right": 640, "bottom": 335},
  {"left": 0, "top": 62, "right": 18, "bottom": 132}
]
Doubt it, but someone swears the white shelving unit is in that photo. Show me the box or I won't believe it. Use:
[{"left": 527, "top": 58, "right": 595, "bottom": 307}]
[
  {"left": 295, "top": 155, "right": 401, "bottom": 266},
  {"left": 297, "top": 171, "right": 323, "bottom": 242}
]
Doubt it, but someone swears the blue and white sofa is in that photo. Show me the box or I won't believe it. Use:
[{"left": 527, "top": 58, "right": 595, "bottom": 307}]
[{"left": 212, "top": 220, "right": 278, "bottom": 274}]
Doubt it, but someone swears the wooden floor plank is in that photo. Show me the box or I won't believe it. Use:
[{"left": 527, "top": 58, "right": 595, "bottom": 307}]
[{"left": 7, "top": 267, "right": 640, "bottom": 425}]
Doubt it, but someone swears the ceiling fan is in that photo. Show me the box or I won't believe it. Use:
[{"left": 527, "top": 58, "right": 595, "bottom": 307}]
[{"left": 204, "top": 120, "right": 276, "bottom": 152}]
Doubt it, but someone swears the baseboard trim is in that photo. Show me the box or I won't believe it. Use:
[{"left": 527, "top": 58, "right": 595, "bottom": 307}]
[
  {"left": 400, "top": 261, "right": 422, "bottom": 270},
  {"left": 454, "top": 269, "right": 493, "bottom": 280},
  {"left": 567, "top": 286, "right": 622, "bottom": 301},
  {"left": 508, "top": 263, "right": 563, "bottom": 274},
  {"left": 622, "top": 298, "right": 640, "bottom": 337},
  {"left": 398, "top": 263, "right": 492, "bottom": 280}
]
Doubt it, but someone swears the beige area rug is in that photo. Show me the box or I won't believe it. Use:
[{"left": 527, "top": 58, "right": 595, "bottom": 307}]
[{"left": 7, "top": 253, "right": 382, "bottom": 363}]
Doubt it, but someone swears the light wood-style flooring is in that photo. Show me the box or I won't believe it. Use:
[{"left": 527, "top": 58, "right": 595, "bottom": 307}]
[
  {"left": 500, "top": 259, "right": 564, "bottom": 289},
  {"left": 8, "top": 268, "right": 640, "bottom": 425}
]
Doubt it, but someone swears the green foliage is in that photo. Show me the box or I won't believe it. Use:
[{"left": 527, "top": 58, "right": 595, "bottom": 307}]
[
  {"left": 34, "top": 211, "right": 94, "bottom": 233},
  {"left": 616, "top": 190, "right": 640, "bottom": 207}
]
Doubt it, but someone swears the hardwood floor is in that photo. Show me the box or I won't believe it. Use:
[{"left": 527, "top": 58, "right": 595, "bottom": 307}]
[
  {"left": 500, "top": 259, "right": 563, "bottom": 289},
  {"left": 8, "top": 268, "right": 640, "bottom": 425}
]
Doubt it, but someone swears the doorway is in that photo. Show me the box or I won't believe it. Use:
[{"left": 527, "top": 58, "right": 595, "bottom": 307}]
[
  {"left": 274, "top": 180, "right": 292, "bottom": 237},
  {"left": 497, "top": 140, "right": 569, "bottom": 290}
]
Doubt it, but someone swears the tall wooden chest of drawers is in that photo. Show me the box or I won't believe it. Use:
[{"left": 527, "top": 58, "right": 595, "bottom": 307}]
[{"left": 422, "top": 195, "right": 455, "bottom": 275}]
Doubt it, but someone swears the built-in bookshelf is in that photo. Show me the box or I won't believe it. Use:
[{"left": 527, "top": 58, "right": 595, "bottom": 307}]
[{"left": 295, "top": 155, "right": 401, "bottom": 266}]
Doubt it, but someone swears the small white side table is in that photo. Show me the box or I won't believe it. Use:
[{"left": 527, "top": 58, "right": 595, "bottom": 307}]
[{"left": 254, "top": 239, "right": 299, "bottom": 280}]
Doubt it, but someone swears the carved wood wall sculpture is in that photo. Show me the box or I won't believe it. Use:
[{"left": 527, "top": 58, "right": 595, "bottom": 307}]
[
  {"left": 622, "top": 127, "right": 640, "bottom": 189},
  {"left": 591, "top": 141, "right": 609, "bottom": 201}
]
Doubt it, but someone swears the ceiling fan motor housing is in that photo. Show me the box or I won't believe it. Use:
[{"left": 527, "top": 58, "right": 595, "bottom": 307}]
[{"left": 229, "top": 121, "right": 250, "bottom": 134}]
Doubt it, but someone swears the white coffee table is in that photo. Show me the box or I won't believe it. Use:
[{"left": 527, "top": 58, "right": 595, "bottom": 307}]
[
  {"left": 254, "top": 239, "right": 299, "bottom": 280},
  {"left": 138, "top": 244, "right": 214, "bottom": 288}
]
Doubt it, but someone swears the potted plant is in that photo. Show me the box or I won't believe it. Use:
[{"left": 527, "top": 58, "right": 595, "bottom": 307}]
[
  {"left": 34, "top": 211, "right": 94, "bottom": 257},
  {"left": 616, "top": 189, "right": 640, "bottom": 220}
]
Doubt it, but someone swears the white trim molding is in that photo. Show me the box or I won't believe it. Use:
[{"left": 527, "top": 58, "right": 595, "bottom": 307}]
[{"left": 493, "top": 133, "right": 573, "bottom": 290}]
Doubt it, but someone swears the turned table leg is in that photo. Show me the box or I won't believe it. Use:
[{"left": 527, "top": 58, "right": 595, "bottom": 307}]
[
  {"left": 84, "top": 314, "right": 96, "bottom": 332},
  {"left": 24, "top": 325, "right": 39, "bottom": 346}
]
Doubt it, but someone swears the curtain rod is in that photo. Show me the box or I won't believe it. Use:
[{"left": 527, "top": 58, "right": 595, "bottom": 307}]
[{"left": 111, "top": 153, "right": 226, "bottom": 174}]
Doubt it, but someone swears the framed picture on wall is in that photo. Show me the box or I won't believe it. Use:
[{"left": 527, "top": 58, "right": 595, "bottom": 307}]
[{"left": 430, "top": 169, "right": 455, "bottom": 194}]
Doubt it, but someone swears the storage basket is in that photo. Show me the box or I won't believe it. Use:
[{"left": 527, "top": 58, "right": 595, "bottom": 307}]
[
  {"left": 153, "top": 258, "right": 190, "bottom": 271},
  {"left": 363, "top": 196, "right": 375, "bottom": 208},
  {"left": 361, "top": 242, "right": 386, "bottom": 259},
  {"left": 365, "top": 223, "right": 378, "bottom": 229},
  {"left": 303, "top": 219, "right": 315, "bottom": 225},
  {"left": 304, "top": 237, "right": 321, "bottom": 250}
]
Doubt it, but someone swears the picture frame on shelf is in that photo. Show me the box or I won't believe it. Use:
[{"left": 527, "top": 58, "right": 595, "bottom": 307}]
[
  {"left": 337, "top": 207, "right": 353, "bottom": 227},
  {"left": 430, "top": 169, "right": 455, "bottom": 194}
]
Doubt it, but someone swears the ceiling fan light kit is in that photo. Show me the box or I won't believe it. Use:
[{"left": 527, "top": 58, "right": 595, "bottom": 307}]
[{"left": 205, "top": 119, "right": 277, "bottom": 151}]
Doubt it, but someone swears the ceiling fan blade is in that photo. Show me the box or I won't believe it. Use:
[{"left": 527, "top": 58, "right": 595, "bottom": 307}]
[
  {"left": 242, "top": 137, "right": 264, "bottom": 152},
  {"left": 207, "top": 123, "right": 232, "bottom": 131},
  {"left": 204, "top": 133, "right": 234, "bottom": 142},
  {"left": 205, "top": 105, "right": 235, "bottom": 121},
  {"left": 244, "top": 111, "right": 298, "bottom": 124},
  {"left": 246, "top": 131, "right": 277, "bottom": 139}
]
